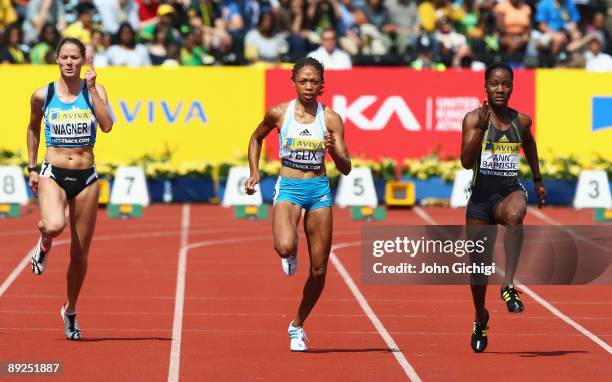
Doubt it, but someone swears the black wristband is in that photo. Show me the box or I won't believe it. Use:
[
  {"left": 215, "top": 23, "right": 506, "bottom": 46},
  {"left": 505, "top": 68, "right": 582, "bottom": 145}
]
[
  {"left": 28, "top": 166, "right": 38, "bottom": 173},
  {"left": 533, "top": 176, "right": 542, "bottom": 182}
]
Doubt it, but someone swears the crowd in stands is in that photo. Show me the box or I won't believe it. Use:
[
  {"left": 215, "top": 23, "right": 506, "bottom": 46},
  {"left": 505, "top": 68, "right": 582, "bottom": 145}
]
[{"left": 0, "top": 0, "right": 610, "bottom": 70}]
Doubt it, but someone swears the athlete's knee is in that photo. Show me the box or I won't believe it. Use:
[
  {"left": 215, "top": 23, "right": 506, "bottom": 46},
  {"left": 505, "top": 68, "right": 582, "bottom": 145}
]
[
  {"left": 309, "top": 263, "right": 328, "bottom": 278},
  {"left": 42, "top": 218, "right": 66, "bottom": 237},
  {"left": 275, "top": 239, "right": 297, "bottom": 258},
  {"left": 503, "top": 209, "right": 525, "bottom": 225}
]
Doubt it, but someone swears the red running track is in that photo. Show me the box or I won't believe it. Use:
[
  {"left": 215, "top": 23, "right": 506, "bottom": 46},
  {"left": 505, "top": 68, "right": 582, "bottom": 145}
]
[{"left": 0, "top": 205, "right": 610, "bottom": 381}]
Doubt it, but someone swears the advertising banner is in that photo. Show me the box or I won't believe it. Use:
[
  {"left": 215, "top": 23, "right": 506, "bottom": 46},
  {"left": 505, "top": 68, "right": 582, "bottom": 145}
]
[
  {"left": 536, "top": 70, "right": 612, "bottom": 158},
  {"left": 265, "top": 68, "right": 535, "bottom": 161},
  {"left": 0, "top": 66, "right": 264, "bottom": 163}
]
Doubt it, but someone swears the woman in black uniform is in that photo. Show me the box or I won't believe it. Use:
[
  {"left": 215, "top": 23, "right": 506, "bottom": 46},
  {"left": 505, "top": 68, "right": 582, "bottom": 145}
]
[{"left": 460, "top": 62, "right": 547, "bottom": 353}]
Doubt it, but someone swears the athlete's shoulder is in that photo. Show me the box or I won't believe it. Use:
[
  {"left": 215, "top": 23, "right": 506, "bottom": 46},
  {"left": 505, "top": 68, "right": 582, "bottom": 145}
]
[
  {"left": 323, "top": 104, "right": 342, "bottom": 127},
  {"left": 516, "top": 111, "right": 532, "bottom": 128},
  {"left": 266, "top": 102, "right": 289, "bottom": 119},
  {"left": 463, "top": 108, "right": 480, "bottom": 124},
  {"left": 30, "top": 85, "right": 48, "bottom": 107}
]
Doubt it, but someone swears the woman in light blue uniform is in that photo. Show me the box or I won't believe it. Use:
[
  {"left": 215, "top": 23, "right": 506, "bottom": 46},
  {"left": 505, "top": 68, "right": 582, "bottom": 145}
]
[
  {"left": 26, "top": 38, "right": 114, "bottom": 340},
  {"left": 246, "top": 57, "right": 351, "bottom": 352}
]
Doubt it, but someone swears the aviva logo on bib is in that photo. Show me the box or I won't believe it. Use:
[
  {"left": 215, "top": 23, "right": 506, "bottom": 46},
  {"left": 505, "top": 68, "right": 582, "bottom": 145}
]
[{"left": 592, "top": 97, "right": 612, "bottom": 132}]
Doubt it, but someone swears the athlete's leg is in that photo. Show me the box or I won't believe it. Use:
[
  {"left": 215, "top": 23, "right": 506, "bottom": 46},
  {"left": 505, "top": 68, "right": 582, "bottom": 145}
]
[
  {"left": 292, "top": 206, "right": 332, "bottom": 327},
  {"left": 65, "top": 183, "right": 99, "bottom": 313},
  {"left": 38, "top": 177, "right": 68, "bottom": 248},
  {"left": 494, "top": 190, "right": 527, "bottom": 287},
  {"left": 272, "top": 201, "right": 302, "bottom": 259},
  {"left": 466, "top": 218, "right": 497, "bottom": 325}
]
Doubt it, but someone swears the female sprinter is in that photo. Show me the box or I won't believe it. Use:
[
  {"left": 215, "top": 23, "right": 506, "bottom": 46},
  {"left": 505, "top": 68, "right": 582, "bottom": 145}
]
[
  {"left": 27, "top": 37, "right": 113, "bottom": 340},
  {"left": 245, "top": 57, "right": 351, "bottom": 352},
  {"left": 461, "top": 62, "right": 547, "bottom": 352}
]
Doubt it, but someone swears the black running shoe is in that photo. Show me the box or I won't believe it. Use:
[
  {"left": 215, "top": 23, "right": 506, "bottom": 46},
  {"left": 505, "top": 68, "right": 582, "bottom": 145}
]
[
  {"left": 471, "top": 309, "right": 489, "bottom": 353},
  {"left": 501, "top": 285, "right": 524, "bottom": 313}
]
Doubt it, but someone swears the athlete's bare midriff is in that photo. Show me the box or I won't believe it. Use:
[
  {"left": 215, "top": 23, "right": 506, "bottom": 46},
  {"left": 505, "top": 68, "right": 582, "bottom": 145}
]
[
  {"left": 45, "top": 146, "right": 95, "bottom": 169},
  {"left": 279, "top": 165, "right": 327, "bottom": 179}
]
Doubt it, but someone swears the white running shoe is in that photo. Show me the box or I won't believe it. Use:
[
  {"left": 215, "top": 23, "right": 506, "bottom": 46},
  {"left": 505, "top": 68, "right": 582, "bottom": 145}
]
[
  {"left": 288, "top": 321, "right": 308, "bottom": 352},
  {"left": 281, "top": 252, "right": 297, "bottom": 276},
  {"left": 60, "top": 305, "right": 81, "bottom": 340},
  {"left": 31, "top": 237, "right": 51, "bottom": 275}
]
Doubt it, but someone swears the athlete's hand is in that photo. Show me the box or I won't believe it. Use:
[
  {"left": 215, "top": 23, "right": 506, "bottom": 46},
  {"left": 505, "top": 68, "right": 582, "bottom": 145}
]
[
  {"left": 84, "top": 57, "right": 97, "bottom": 90},
  {"left": 477, "top": 100, "right": 491, "bottom": 131},
  {"left": 29, "top": 171, "right": 39, "bottom": 194},
  {"left": 535, "top": 181, "right": 547, "bottom": 209},
  {"left": 325, "top": 131, "right": 335, "bottom": 151},
  {"left": 245, "top": 174, "right": 260, "bottom": 195}
]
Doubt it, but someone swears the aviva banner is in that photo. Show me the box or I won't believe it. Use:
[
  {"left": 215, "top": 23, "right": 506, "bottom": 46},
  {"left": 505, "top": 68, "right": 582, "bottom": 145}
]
[
  {"left": 0, "top": 66, "right": 264, "bottom": 163},
  {"left": 536, "top": 70, "right": 612, "bottom": 158}
]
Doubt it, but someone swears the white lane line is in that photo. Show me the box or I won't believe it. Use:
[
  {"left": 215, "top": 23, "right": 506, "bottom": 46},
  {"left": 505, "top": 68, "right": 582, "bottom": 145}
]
[
  {"left": 527, "top": 206, "right": 560, "bottom": 225},
  {"left": 414, "top": 206, "right": 612, "bottom": 354},
  {"left": 167, "top": 204, "right": 191, "bottom": 382},
  {"left": 331, "top": 242, "right": 423, "bottom": 382},
  {"left": 0, "top": 239, "right": 70, "bottom": 298}
]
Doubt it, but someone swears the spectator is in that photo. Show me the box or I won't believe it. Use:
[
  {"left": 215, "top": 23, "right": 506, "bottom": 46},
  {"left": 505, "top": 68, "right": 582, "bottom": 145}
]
[
  {"left": 244, "top": 11, "right": 287, "bottom": 63},
  {"left": 274, "top": 0, "right": 310, "bottom": 61},
  {"left": 384, "top": 0, "right": 419, "bottom": 55},
  {"left": 308, "top": 27, "right": 352, "bottom": 69},
  {"left": 140, "top": 3, "right": 182, "bottom": 44},
  {"left": 337, "top": 0, "right": 356, "bottom": 35},
  {"left": 304, "top": 0, "right": 339, "bottom": 37},
  {"left": 0, "top": 0, "right": 17, "bottom": 35},
  {"left": 94, "top": 0, "right": 140, "bottom": 34},
  {"left": 434, "top": 16, "right": 471, "bottom": 66},
  {"left": 148, "top": 24, "right": 169, "bottom": 65},
  {"left": 189, "top": 0, "right": 233, "bottom": 58},
  {"left": 23, "top": 0, "right": 66, "bottom": 45},
  {"left": 136, "top": 0, "right": 160, "bottom": 30},
  {"left": 363, "top": 0, "right": 393, "bottom": 36},
  {"left": 0, "top": 22, "right": 27, "bottom": 63},
  {"left": 418, "top": 0, "right": 463, "bottom": 34},
  {"left": 106, "top": 22, "right": 151, "bottom": 66},
  {"left": 584, "top": 32, "right": 612, "bottom": 71},
  {"left": 587, "top": 12, "right": 611, "bottom": 56},
  {"left": 89, "top": 29, "right": 112, "bottom": 66},
  {"left": 62, "top": 1, "right": 99, "bottom": 45},
  {"left": 29, "top": 23, "right": 60, "bottom": 64},
  {"left": 535, "top": 0, "right": 581, "bottom": 56},
  {"left": 494, "top": 0, "right": 531, "bottom": 57},
  {"left": 344, "top": 7, "right": 390, "bottom": 55},
  {"left": 180, "top": 29, "right": 211, "bottom": 65},
  {"left": 410, "top": 33, "right": 445, "bottom": 69},
  {"left": 162, "top": 42, "right": 181, "bottom": 66}
]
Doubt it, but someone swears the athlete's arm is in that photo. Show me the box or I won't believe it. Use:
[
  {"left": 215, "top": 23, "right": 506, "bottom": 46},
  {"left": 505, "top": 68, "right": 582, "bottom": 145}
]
[
  {"left": 245, "top": 104, "right": 284, "bottom": 194},
  {"left": 84, "top": 61, "right": 113, "bottom": 133},
  {"left": 325, "top": 108, "right": 351, "bottom": 175},
  {"left": 460, "top": 103, "right": 490, "bottom": 169},
  {"left": 520, "top": 113, "right": 547, "bottom": 208},
  {"left": 26, "top": 87, "right": 46, "bottom": 193}
]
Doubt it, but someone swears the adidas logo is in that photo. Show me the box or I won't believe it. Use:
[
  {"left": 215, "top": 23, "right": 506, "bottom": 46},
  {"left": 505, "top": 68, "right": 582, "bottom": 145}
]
[
  {"left": 499, "top": 135, "right": 509, "bottom": 142},
  {"left": 320, "top": 195, "right": 328, "bottom": 202},
  {"left": 299, "top": 129, "right": 311, "bottom": 136}
]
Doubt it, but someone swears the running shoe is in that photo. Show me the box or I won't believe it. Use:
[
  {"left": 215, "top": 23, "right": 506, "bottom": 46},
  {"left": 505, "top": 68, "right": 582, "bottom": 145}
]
[
  {"left": 31, "top": 237, "right": 51, "bottom": 275},
  {"left": 501, "top": 285, "right": 524, "bottom": 313},
  {"left": 281, "top": 251, "right": 297, "bottom": 276},
  {"left": 288, "top": 321, "right": 308, "bottom": 352},
  {"left": 470, "top": 309, "right": 489, "bottom": 353},
  {"left": 60, "top": 305, "right": 81, "bottom": 340}
]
